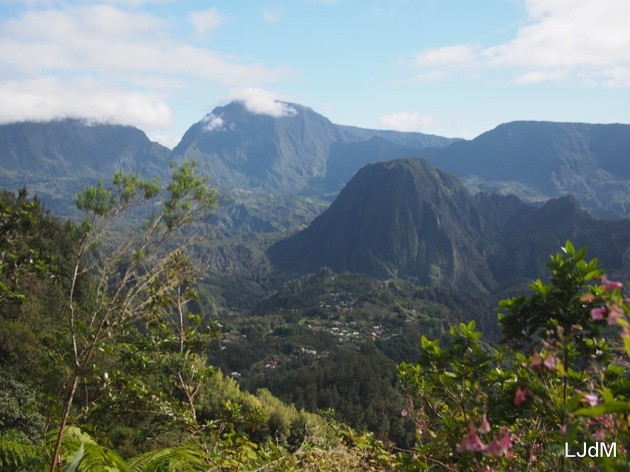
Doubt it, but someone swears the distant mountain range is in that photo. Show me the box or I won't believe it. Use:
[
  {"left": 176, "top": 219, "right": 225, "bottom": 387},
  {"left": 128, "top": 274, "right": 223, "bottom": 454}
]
[
  {"left": 171, "top": 101, "right": 453, "bottom": 193},
  {"left": 0, "top": 101, "right": 629, "bottom": 218},
  {"left": 0, "top": 119, "right": 171, "bottom": 212},
  {"left": 0, "top": 119, "right": 170, "bottom": 181},
  {"left": 421, "top": 121, "right": 630, "bottom": 218},
  {"left": 269, "top": 158, "right": 630, "bottom": 292}
]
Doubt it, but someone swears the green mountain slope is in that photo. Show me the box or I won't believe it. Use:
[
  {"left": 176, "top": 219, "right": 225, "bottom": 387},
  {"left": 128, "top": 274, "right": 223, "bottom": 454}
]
[
  {"left": 270, "top": 159, "right": 499, "bottom": 292},
  {"left": 421, "top": 121, "right": 630, "bottom": 218},
  {"left": 172, "top": 101, "right": 456, "bottom": 193},
  {"left": 0, "top": 119, "right": 170, "bottom": 180},
  {"left": 270, "top": 158, "right": 630, "bottom": 291},
  {"left": 0, "top": 119, "right": 170, "bottom": 213}
]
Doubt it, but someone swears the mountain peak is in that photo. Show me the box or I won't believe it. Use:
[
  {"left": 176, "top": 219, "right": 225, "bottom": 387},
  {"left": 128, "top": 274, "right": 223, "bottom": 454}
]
[
  {"left": 269, "top": 158, "right": 497, "bottom": 291},
  {"left": 173, "top": 101, "right": 455, "bottom": 193},
  {"left": 211, "top": 99, "right": 306, "bottom": 120}
]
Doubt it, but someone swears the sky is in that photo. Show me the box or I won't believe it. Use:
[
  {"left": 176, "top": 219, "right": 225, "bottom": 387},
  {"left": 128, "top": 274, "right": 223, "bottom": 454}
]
[{"left": 1, "top": 0, "right": 629, "bottom": 148}]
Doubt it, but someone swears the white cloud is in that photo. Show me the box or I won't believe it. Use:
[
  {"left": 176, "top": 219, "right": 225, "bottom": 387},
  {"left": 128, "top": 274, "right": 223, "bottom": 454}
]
[
  {"left": 150, "top": 133, "right": 180, "bottom": 150},
  {"left": 601, "top": 66, "right": 630, "bottom": 88},
  {"left": 0, "top": 77, "right": 173, "bottom": 128},
  {"left": 262, "top": 7, "right": 283, "bottom": 23},
  {"left": 413, "top": 45, "right": 478, "bottom": 69},
  {"left": 229, "top": 87, "right": 296, "bottom": 117},
  {"left": 0, "top": 4, "right": 291, "bottom": 127},
  {"left": 412, "top": 0, "right": 630, "bottom": 87},
  {"left": 202, "top": 113, "right": 225, "bottom": 131},
  {"left": 0, "top": 5, "right": 289, "bottom": 85},
  {"left": 515, "top": 69, "right": 568, "bottom": 84},
  {"left": 378, "top": 112, "right": 433, "bottom": 132},
  {"left": 484, "top": 0, "right": 630, "bottom": 69},
  {"left": 188, "top": 7, "right": 225, "bottom": 38},
  {"left": 411, "top": 44, "right": 479, "bottom": 81}
]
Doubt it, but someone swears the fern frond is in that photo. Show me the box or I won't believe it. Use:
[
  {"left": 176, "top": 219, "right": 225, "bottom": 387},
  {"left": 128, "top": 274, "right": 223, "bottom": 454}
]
[
  {"left": 0, "top": 439, "right": 46, "bottom": 471},
  {"left": 128, "top": 445, "right": 209, "bottom": 472},
  {"left": 60, "top": 426, "right": 131, "bottom": 472},
  {"left": 65, "top": 443, "right": 131, "bottom": 472}
]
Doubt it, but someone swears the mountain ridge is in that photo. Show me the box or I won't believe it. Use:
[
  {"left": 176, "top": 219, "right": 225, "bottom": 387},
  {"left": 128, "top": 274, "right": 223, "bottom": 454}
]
[
  {"left": 171, "top": 100, "right": 457, "bottom": 193},
  {"left": 421, "top": 120, "right": 630, "bottom": 218},
  {"left": 0, "top": 118, "right": 170, "bottom": 180},
  {"left": 270, "top": 158, "right": 630, "bottom": 291},
  {"left": 1, "top": 102, "right": 629, "bottom": 219}
]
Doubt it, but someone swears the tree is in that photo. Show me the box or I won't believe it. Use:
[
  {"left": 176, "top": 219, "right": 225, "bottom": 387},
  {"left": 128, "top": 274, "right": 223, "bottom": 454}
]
[{"left": 50, "top": 161, "right": 218, "bottom": 471}]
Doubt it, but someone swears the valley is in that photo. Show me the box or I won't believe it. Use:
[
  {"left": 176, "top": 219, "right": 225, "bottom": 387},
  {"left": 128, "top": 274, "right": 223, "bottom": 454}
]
[{"left": 1, "top": 99, "right": 628, "bottom": 470}]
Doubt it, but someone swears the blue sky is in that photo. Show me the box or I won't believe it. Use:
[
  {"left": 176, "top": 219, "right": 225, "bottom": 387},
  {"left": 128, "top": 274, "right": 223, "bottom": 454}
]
[{"left": 1, "top": 0, "right": 629, "bottom": 148}]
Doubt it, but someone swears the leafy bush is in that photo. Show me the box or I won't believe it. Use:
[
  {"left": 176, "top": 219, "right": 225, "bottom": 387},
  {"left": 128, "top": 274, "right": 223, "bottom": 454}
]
[{"left": 399, "top": 242, "right": 629, "bottom": 470}]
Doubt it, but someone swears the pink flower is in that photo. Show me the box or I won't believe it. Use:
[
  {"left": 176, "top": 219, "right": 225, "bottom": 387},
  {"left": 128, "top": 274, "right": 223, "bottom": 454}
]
[
  {"left": 559, "top": 424, "right": 567, "bottom": 436},
  {"left": 401, "top": 409, "right": 408, "bottom": 417},
  {"left": 543, "top": 353, "right": 556, "bottom": 371},
  {"left": 603, "top": 278, "right": 623, "bottom": 292},
  {"left": 594, "top": 429, "right": 606, "bottom": 441},
  {"left": 478, "top": 414, "right": 491, "bottom": 434},
  {"left": 456, "top": 422, "right": 485, "bottom": 453},
  {"left": 584, "top": 394, "right": 599, "bottom": 406},
  {"left": 531, "top": 351, "right": 542, "bottom": 368},
  {"left": 514, "top": 387, "right": 528, "bottom": 406},
  {"left": 590, "top": 307, "right": 606, "bottom": 321},
  {"left": 484, "top": 428, "right": 512, "bottom": 457}
]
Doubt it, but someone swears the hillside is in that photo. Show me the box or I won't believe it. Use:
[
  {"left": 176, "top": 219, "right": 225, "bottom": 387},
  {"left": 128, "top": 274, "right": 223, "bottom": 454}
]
[
  {"left": 0, "top": 189, "right": 396, "bottom": 470},
  {"left": 171, "top": 101, "right": 456, "bottom": 193},
  {"left": 421, "top": 121, "right": 630, "bottom": 218},
  {"left": 2, "top": 106, "right": 630, "bottom": 222},
  {"left": 208, "top": 269, "right": 497, "bottom": 447},
  {"left": 0, "top": 119, "right": 170, "bottom": 213},
  {"left": 0, "top": 119, "right": 170, "bottom": 180},
  {"left": 270, "top": 158, "right": 630, "bottom": 291}
]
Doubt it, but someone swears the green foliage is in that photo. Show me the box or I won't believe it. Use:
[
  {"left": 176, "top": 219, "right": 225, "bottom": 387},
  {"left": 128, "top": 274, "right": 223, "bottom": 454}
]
[
  {"left": 128, "top": 446, "right": 209, "bottom": 471},
  {"left": 0, "top": 373, "right": 46, "bottom": 439},
  {"left": 62, "top": 427, "right": 131, "bottom": 472},
  {"left": 0, "top": 438, "right": 46, "bottom": 471},
  {"left": 398, "top": 321, "right": 506, "bottom": 469},
  {"left": 0, "top": 189, "right": 61, "bottom": 304},
  {"left": 163, "top": 160, "right": 218, "bottom": 231},
  {"left": 74, "top": 180, "right": 116, "bottom": 217},
  {"left": 398, "top": 242, "right": 629, "bottom": 470},
  {"left": 499, "top": 241, "right": 604, "bottom": 352},
  {"left": 44, "top": 161, "right": 221, "bottom": 470}
]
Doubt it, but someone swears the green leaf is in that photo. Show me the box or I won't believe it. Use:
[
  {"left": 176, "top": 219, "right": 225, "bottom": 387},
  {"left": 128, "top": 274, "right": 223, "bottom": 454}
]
[
  {"left": 0, "top": 439, "right": 43, "bottom": 468},
  {"left": 128, "top": 445, "right": 209, "bottom": 471},
  {"left": 563, "top": 241, "right": 575, "bottom": 256},
  {"left": 66, "top": 444, "right": 85, "bottom": 472}
]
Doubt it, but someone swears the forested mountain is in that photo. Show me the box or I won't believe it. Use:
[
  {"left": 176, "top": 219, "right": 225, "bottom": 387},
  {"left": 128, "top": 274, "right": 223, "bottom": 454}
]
[
  {"left": 0, "top": 119, "right": 170, "bottom": 180},
  {"left": 2, "top": 104, "right": 630, "bottom": 222},
  {"left": 421, "top": 121, "right": 630, "bottom": 218},
  {"left": 270, "top": 158, "right": 630, "bottom": 291},
  {"left": 0, "top": 119, "right": 171, "bottom": 213},
  {"left": 171, "top": 101, "right": 455, "bottom": 193}
]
